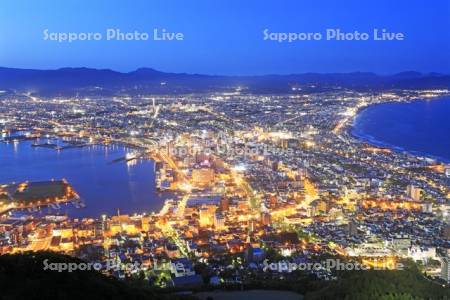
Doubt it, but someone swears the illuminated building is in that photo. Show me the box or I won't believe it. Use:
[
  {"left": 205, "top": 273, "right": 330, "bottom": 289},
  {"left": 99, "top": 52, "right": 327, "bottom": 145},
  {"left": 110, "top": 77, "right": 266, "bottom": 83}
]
[
  {"left": 361, "top": 199, "right": 422, "bottom": 211},
  {"left": 192, "top": 168, "right": 215, "bottom": 187},
  {"left": 53, "top": 227, "right": 74, "bottom": 239},
  {"left": 269, "top": 195, "right": 278, "bottom": 207},
  {"left": 311, "top": 199, "right": 328, "bottom": 215},
  {"left": 109, "top": 223, "right": 122, "bottom": 235},
  {"left": 141, "top": 216, "right": 151, "bottom": 231},
  {"left": 260, "top": 212, "right": 271, "bottom": 225},
  {"left": 422, "top": 202, "right": 433, "bottom": 213},
  {"left": 280, "top": 138, "right": 299, "bottom": 149},
  {"left": 441, "top": 257, "right": 450, "bottom": 282},
  {"left": 199, "top": 205, "right": 216, "bottom": 227},
  {"left": 407, "top": 246, "right": 436, "bottom": 263},
  {"left": 170, "top": 258, "right": 196, "bottom": 277},
  {"left": 391, "top": 235, "right": 411, "bottom": 255},
  {"left": 407, "top": 185, "right": 422, "bottom": 201},
  {"left": 213, "top": 212, "right": 225, "bottom": 230},
  {"left": 220, "top": 197, "right": 230, "bottom": 211},
  {"left": 60, "top": 238, "right": 74, "bottom": 252},
  {"left": 195, "top": 153, "right": 210, "bottom": 164}
]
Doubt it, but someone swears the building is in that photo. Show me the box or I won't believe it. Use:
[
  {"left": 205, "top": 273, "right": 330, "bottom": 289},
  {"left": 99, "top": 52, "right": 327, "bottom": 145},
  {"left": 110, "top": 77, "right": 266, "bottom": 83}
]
[
  {"left": 199, "top": 205, "right": 216, "bottom": 227},
  {"left": 245, "top": 245, "right": 265, "bottom": 263},
  {"left": 407, "top": 246, "right": 436, "bottom": 263},
  {"left": 422, "top": 202, "right": 433, "bottom": 213},
  {"left": 391, "top": 235, "right": 411, "bottom": 255},
  {"left": 214, "top": 213, "right": 225, "bottom": 230},
  {"left": 311, "top": 199, "right": 328, "bottom": 215},
  {"left": 442, "top": 224, "right": 450, "bottom": 240},
  {"left": 170, "top": 258, "right": 196, "bottom": 277},
  {"left": 165, "top": 243, "right": 180, "bottom": 258},
  {"left": 260, "top": 212, "right": 271, "bottom": 225},
  {"left": 441, "top": 257, "right": 450, "bottom": 282},
  {"left": 347, "top": 220, "right": 359, "bottom": 237},
  {"left": 220, "top": 197, "right": 230, "bottom": 211},
  {"left": 445, "top": 167, "right": 450, "bottom": 178},
  {"left": 192, "top": 168, "right": 215, "bottom": 187},
  {"left": 407, "top": 185, "right": 422, "bottom": 201}
]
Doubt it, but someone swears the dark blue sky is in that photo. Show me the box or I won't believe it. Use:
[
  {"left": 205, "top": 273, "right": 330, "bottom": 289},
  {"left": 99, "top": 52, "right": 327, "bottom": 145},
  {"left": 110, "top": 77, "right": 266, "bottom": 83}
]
[{"left": 0, "top": 0, "right": 449, "bottom": 75}]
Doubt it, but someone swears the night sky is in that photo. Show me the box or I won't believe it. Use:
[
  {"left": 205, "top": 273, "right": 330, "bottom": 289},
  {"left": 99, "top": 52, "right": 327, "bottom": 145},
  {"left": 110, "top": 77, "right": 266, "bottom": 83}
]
[{"left": 0, "top": 0, "right": 449, "bottom": 75}]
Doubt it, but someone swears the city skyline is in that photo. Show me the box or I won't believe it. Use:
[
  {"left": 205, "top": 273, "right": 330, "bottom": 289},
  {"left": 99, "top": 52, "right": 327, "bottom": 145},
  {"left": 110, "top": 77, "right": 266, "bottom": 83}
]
[{"left": 1, "top": 1, "right": 450, "bottom": 299}]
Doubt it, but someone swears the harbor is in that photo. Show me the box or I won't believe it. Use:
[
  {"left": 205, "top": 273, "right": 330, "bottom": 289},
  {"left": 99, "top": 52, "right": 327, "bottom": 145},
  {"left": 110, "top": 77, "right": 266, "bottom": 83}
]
[{"left": 0, "top": 138, "right": 171, "bottom": 218}]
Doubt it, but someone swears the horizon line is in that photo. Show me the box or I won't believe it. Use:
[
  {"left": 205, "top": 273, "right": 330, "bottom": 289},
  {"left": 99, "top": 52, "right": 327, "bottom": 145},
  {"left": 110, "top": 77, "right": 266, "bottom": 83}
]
[{"left": 0, "top": 66, "right": 448, "bottom": 77}]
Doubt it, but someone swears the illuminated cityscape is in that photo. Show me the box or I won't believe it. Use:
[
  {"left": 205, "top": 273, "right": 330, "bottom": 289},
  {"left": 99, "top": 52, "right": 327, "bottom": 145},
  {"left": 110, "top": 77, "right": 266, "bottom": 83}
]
[
  {"left": 1, "top": 0, "right": 450, "bottom": 298},
  {"left": 1, "top": 88, "right": 450, "bottom": 291}
]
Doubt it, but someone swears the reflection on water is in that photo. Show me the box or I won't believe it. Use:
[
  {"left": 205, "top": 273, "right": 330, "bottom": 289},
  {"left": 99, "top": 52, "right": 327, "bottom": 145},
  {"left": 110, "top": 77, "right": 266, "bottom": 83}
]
[{"left": 0, "top": 138, "right": 170, "bottom": 218}]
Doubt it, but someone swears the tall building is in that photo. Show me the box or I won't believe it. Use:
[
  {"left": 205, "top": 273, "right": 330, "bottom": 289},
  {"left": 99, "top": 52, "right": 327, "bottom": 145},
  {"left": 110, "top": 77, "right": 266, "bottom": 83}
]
[
  {"left": 445, "top": 167, "right": 450, "bottom": 178},
  {"left": 248, "top": 219, "right": 257, "bottom": 232},
  {"left": 199, "top": 205, "right": 216, "bottom": 227},
  {"left": 220, "top": 197, "right": 230, "bottom": 211},
  {"left": 441, "top": 257, "right": 450, "bottom": 282},
  {"left": 260, "top": 212, "right": 271, "bottom": 225},
  {"left": 214, "top": 213, "right": 225, "bottom": 230},
  {"left": 407, "top": 185, "right": 422, "bottom": 201},
  {"left": 94, "top": 220, "right": 104, "bottom": 237},
  {"left": 192, "top": 168, "right": 215, "bottom": 187},
  {"left": 422, "top": 202, "right": 433, "bottom": 214}
]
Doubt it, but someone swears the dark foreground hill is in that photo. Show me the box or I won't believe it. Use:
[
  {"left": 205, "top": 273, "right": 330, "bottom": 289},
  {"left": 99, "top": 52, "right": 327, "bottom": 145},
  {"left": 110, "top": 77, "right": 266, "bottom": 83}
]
[
  {"left": 0, "top": 251, "right": 177, "bottom": 300},
  {"left": 0, "top": 252, "right": 449, "bottom": 300},
  {"left": 229, "top": 260, "right": 450, "bottom": 300},
  {"left": 304, "top": 267, "right": 450, "bottom": 300}
]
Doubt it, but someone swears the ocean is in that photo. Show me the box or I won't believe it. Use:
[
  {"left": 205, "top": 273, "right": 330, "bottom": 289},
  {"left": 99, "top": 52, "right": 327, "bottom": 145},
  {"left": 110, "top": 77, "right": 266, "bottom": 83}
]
[{"left": 352, "top": 96, "right": 450, "bottom": 163}]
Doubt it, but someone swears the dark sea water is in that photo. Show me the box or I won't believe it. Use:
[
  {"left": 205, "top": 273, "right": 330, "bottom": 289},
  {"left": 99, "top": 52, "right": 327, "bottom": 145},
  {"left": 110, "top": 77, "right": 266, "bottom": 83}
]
[
  {"left": 0, "top": 139, "right": 171, "bottom": 218},
  {"left": 352, "top": 96, "right": 450, "bottom": 163}
]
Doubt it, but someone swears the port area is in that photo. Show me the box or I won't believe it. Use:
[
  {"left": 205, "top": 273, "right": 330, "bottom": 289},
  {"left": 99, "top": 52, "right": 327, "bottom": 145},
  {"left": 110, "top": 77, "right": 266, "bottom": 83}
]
[
  {"left": 31, "top": 140, "right": 97, "bottom": 151},
  {"left": 0, "top": 180, "right": 81, "bottom": 214}
]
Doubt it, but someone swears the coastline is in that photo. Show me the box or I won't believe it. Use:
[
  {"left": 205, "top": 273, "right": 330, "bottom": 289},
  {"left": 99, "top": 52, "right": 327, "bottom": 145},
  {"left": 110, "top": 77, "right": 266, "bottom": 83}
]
[
  {"left": 0, "top": 138, "right": 169, "bottom": 219},
  {"left": 347, "top": 95, "right": 450, "bottom": 164}
]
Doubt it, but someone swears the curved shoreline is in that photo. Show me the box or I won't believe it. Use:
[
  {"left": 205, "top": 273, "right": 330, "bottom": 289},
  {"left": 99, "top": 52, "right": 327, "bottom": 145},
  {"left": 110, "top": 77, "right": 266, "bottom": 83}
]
[
  {"left": 0, "top": 138, "right": 169, "bottom": 218},
  {"left": 348, "top": 96, "right": 450, "bottom": 164}
]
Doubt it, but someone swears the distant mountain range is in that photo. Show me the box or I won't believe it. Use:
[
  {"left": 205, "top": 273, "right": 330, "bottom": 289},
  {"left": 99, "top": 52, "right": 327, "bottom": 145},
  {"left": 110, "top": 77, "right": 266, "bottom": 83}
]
[{"left": 0, "top": 67, "right": 449, "bottom": 96}]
